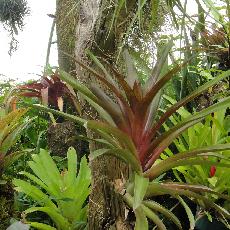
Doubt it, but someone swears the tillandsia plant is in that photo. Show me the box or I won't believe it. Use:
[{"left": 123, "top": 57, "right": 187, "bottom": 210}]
[
  {"left": 0, "top": 108, "right": 33, "bottom": 181},
  {"left": 12, "top": 147, "right": 91, "bottom": 230},
  {"left": 31, "top": 41, "right": 230, "bottom": 229},
  {"left": 0, "top": 0, "right": 28, "bottom": 34},
  {"left": 0, "top": 0, "right": 29, "bottom": 54}
]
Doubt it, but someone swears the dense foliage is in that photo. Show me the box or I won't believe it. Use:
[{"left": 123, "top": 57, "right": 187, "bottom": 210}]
[{"left": 0, "top": 0, "right": 230, "bottom": 230}]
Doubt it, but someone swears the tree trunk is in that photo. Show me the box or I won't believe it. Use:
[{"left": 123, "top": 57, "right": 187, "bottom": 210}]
[
  {"left": 55, "top": 1, "right": 137, "bottom": 229},
  {"left": 56, "top": 0, "right": 78, "bottom": 73}
]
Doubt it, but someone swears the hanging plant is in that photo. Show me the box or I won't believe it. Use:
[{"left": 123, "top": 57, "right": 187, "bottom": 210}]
[{"left": 0, "top": 0, "right": 29, "bottom": 54}]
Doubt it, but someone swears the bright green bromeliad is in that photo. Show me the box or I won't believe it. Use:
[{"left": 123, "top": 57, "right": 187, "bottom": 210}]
[
  {"left": 13, "top": 147, "right": 91, "bottom": 230},
  {"left": 163, "top": 97, "right": 230, "bottom": 223}
]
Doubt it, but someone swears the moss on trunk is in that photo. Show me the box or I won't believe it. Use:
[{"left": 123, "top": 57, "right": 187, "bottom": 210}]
[{"left": 0, "top": 182, "right": 18, "bottom": 229}]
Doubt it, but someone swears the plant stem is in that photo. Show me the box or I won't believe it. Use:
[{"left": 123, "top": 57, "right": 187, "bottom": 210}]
[{"left": 45, "top": 18, "right": 56, "bottom": 69}]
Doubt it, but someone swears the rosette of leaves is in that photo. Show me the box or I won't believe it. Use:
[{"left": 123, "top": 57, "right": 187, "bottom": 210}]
[
  {"left": 5, "top": 72, "right": 81, "bottom": 113},
  {"left": 13, "top": 147, "right": 91, "bottom": 230},
  {"left": 32, "top": 41, "right": 230, "bottom": 229},
  {"left": 0, "top": 0, "right": 29, "bottom": 54}
]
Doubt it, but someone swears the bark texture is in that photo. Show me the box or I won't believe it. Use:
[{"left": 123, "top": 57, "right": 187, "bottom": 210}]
[
  {"left": 55, "top": 1, "right": 138, "bottom": 229},
  {"left": 56, "top": 0, "right": 78, "bottom": 72},
  {"left": 0, "top": 182, "right": 18, "bottom": 229},
  {"left": 47, "top": 121, "right": 87, "bottom": 158},
  {"left": 74, "top": 2, "right": 130, "bottom": 229}
]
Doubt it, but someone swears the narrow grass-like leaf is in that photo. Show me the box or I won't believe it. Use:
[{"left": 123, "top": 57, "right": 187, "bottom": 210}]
[
  {"left": 177, "top": 196, "right": 195, "bottom": 230},
  {"left": 142, "top": 204, "right": 167, "bottom": 230},
  {"left": 144, "top": 38, "right": 174, "bottom": 93},
  {"left": 143, "top": 200, "right": 182, "bottom": 229},
  {"left": 30, "top": 104, "right": 86, "bottom": 125},
  {"left": 152, "top": 69, "right": 230, "bottom": 133}
]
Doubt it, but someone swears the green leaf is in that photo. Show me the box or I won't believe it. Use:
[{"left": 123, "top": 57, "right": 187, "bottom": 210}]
[
  {"left": 13, "top": 179, "right": 57, "bottom": 209},
  {"left": 208, "top": 177, "right": 218, "bottom": 187},
  {"left": 124, "top": 193, "right": 166, "bottom": 230},
  {"left": 3, "top": 149, "right": 33, "bottom": 169},
  {"left": 86, "top": 120, "right": 138, "bottom": 158},
  {"left": 133, "top": 174, "right": 149, "bottom": 210},
  {"left": 154, "top": 69, "right": 230, "bottom": 133},
  {"left": 201, "top": 0, "right": 224, "bottom": 24},
  {"left": 57, "top": 71, "right": 117, "bottom": 125},
  {"left": 146, "top": 97, "right": 230, "bottom": 169},
  {"left": 91, "top": 148, "right": 142, "bottom": 173},
  {"left": 25, "top": 207, "right": 70, "bottom": 230},
  {"left": 65, "top": 147, "right": 77, "bottom": 188},
  {"left": 28, "top": 222, "right": 57, "bottom": 230},
  {"left": 145, "top": 144, "right": 230, "bottom": 178},
  {"left": 142, "top": 204, "right": 167, "bottom": 230},
  {"left": 143, "top": 200, "right": 182, "bottom": 229},
  {"left": 134, "top": 207, "right": 148, "bottom": 230},
  {"left": 90, "top": 148, "right": 110, "bottom": 159},
  {"left": 28, "top": 151, "right": 61, "bottom": 196},
  {"left": 177, "top": 196, "right": 195, "bottom": 230},
  {"left": 160, "top": 182, "right": 230, "bottom": 201},
  {"left": 59, "top": 70, "right": 97, "bottom": 102},
  {"left": 204, "top": 211, "right": 213, "bottom": 222},
  {"left": 144, "top": 38, "right": 174, "bottom": 93},
  {"left": 30, "top": 104, "right": 86, "bottom": 126},
  {"left": 19, "top": 171, "right": 48, "bottom": 191},
  {"left": 0, "top": 122, "right": 28, "bottom": 154}
]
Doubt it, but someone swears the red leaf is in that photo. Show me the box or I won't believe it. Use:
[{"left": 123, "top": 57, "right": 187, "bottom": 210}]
[{"left": 18, "top": 83, "right": 45, "bottom": 90}]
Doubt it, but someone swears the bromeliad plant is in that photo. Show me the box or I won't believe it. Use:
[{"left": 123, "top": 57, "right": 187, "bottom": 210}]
[
  {"left": 163, "top": 97, "right": 230, "bottom": 186},
  {"left": 5, "top": 71, "right": 81, "bottom": 113},
  {"left": 162, "top": 98, "right": 230, "bottom": 223},
  {"left": 0, "top": 108, "right": 33, "bottom": 180},
  {"left": 31, "top": 43, "right": 230, "bottom": 229},
  {"left": 13, "top": 147, "right": 91, "bottom": 230}
]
